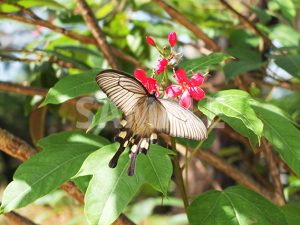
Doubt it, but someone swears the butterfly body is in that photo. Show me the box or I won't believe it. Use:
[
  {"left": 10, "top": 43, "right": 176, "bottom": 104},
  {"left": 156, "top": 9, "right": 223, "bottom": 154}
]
[{"left": 96, "top": 69, "right": 207, "bottom": 175}]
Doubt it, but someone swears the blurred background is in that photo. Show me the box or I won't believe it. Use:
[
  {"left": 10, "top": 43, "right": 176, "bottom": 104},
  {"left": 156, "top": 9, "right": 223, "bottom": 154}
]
[{"left": 1, "top": 0, "right": 300, "bottom": 224}]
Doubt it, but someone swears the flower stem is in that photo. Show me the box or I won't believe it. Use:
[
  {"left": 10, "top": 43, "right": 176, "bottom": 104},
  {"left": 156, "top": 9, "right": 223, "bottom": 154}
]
[{"left": 171, "top": 137, "right": 189, "bottom": 211}]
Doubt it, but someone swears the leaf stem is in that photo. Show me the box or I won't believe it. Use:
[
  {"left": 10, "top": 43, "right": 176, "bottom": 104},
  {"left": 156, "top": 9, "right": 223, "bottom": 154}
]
[{"left": 171, "top": 137, "right": 189, "bottom": 211}]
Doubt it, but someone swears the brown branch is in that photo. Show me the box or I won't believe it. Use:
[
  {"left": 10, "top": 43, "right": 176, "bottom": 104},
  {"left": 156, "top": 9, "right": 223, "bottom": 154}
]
[
  {"left": 219, "top": 0, "right": 273, "bottom": 47},
  {"left": 160, "top": 134, "right": 277, "bottom": 204},
  {"left": 244, "top": 76, "right": 300, "bottom": 91},
  {"left": 0, "top": 12, "right": 142, "bottom": 68},
  {"left": 76, "top": 0, "right": 118, "bottom": 69},
  {"left": 261, "top": 139, "right": 285, "bottom": 205},
  {"left": 195, "top": 150, "right": 276, "bottom": 202},
  {"left": 0, "top": 12, "right": 95, "bottom": 45},
  {"left": 0, "top": 128, "right": 37, "bottom": 161},
  {"left": 1, "top": 206, "right": 37, "bottom": 225},
  {"left": 154, "top": 0, "right": 220, "bottom": 51},
  {"left": 0, "top": 128, "right": 135, "bottom": 225},
  {"left": 0, "top": 82, "right": 47, "bottom": 97},
  {"left": 170, "top": 140, "right": 275, "bottom": 203}
]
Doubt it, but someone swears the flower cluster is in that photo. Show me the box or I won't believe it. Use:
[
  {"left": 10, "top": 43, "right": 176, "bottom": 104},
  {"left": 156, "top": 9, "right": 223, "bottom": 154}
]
[{"left": 135, "top": 31, "right": 205, "bottom": 109}]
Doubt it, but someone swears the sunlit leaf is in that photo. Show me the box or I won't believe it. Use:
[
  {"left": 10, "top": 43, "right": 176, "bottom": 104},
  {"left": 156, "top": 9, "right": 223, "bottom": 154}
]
[
  {"left": 198, "top": 90, "right": 263, "bottom": 146},
  {"left": 75, "top": 143, "right": 172, "bottom": 225},
  {"left": 269, "top": 25, "right": 300, "bottom": 46},
  {"left": 87, "top": 99, "right": 121, "bottom": 132},
  {"left": 188, "top": 186, "right": 287, "bottom": 225},
  {"left": 41, "top": 69, "right": 100, "bottom": 106},
  {"left": 270, "top": 0, "right": 296, "bottom": 22},
  {"left": 0, "top": 131, "right": 109, "bottom": 213}
]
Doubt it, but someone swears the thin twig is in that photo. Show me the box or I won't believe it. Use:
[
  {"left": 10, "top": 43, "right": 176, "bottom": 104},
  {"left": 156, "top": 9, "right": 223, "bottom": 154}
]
[
  {"left": 261, "top": 139, "right": 285, "bottom": 205},
  {"left": 76, "top": 0, "right": 118, "bottom": 69},
  {"left": 171, "top": 138, "right": 189, "bottom": 211},
  {"left": 155, "top": 0, "right": 220, "bottom": 51},
  {"left": 0, "top": 54, "right": 79, "bottom": 69},
  {"left": 0, "top": 128, "right": 135, "bottom": 225},
  {"left": 0, "top": 10, "right": 142, "bottom": 67}
]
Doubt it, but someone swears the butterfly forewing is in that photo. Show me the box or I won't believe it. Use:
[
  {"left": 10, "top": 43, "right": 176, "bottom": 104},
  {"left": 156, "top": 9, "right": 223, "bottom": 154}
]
[{"left": 96, "top": 70, "right": 148, "bottom": 116}]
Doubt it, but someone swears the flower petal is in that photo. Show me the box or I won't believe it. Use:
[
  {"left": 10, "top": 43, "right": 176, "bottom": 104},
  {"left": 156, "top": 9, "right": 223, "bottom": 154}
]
[
  {"left": 134, "top": 69, "right": 147, "bottom": 84},
  {"left": 166, "top": 85, "right": 182, "bottom": 98},
  {"left": 188, "top": 87, "right": 205, "bottom": 100},
  {"left": 146, "top": 36, "right": 156, "bottom": 46},
  {"left": 180, "top": 90, "right": 192, "bottom": 108},
  {"left": 147, "top": 77, "right": 158, "bottom": 92},
  {"left": 156, "top": 64, "right": 165, "bottom": 75},
  {"left": 189, "top": 72, "right": 205, "bottom": 86},
  {"left": 168, "top": 31, "right": 177, "bottom": 47},
  {"left": 159, "top": 58, "right": 168, "bottom": 67},
  {"left": 174, "top": 68, "right": 188, "bottom": 83}
]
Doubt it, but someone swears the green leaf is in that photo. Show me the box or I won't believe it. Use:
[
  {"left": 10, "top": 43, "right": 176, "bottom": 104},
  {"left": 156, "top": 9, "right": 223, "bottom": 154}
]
[
  {"left": 251, "top": 6, "right": 272, "bottom": 24},
  {"left": 87, "top": 99, "right": 121, "bottom": 132},
  {"left": 0, "top": 3, "right": 19, "bottom": 12},
  {"left": 180, "top": 52, "right": 231, "bottom": 73},
  {"left": 41, "top": 70, "right": 100, "bottom": 106},
  {"left": 251, "top": 100, "right": 300, "bottom": 176},
  {"left": 224, "top": 47, "right": 263, "bottom": 80},
  {"left": 0, "top": 131, "right": 108, "bottom": 213},
  {"left": 274, "top": 54, "right": 300, "bottom": 78},
  {"left": 198, "top": 90, "right": 263, "bottom": 146},
  {"left": 281, "top": 204, "right": 300, "bottom": 225},
  {"left": 270, "top": 0, "right": 296, "bottom": 22},
  {"left": 187, "top": 186, "right": 287, "bottom": 225},
  {"left": 75, "top": 143, "right": 172, "bottom": 225},
  {"left": 17, "top": 0, "right": 66, "bottom": 9},
  {"left": 269, "top": 25, "right": 300, "bottom": 46}
]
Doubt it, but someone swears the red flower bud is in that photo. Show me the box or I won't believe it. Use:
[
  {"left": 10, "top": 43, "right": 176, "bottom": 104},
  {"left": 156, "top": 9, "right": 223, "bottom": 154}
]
[
  {"left": 146, "top": 36, "right": 156, "bottom": 46},
  {"left": 168, "top": 32, "right": 177, "bottom": 47}
]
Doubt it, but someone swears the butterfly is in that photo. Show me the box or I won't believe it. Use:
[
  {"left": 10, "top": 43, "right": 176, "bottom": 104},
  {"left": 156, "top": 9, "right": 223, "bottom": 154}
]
[{"left": 96, "top": 69, "right": 207, "bottom": 175}]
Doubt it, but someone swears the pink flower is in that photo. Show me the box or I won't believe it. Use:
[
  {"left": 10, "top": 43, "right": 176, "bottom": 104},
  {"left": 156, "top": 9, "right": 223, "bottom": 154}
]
[
  {"left": 146, "top": 36, "right": 156, "bottom": 46},
  {"left": 134, "top": 69, "right": 159, "bottom": 97},
  {"left": 168, "top": 32, "right": 177, "bottom": 47},
  {"left": 166, "top": 68, "right": 205, "bottom": 108},
  {"left": 156, "top": 58, "right": 168, "bottom": 74}
]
